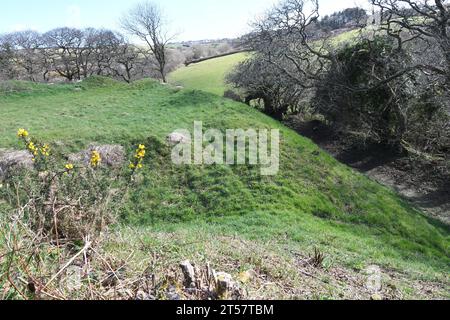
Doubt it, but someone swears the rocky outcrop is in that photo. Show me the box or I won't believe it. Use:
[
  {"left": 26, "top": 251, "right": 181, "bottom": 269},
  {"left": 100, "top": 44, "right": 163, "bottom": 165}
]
[
  {"left": 0, "top": 149, "right": 34, "bottom": 179},
  {"left": 180, "top": 260, "right": 197, "bottom": 288},
  {"left": 69, "top": 144, "right": 125, "bottom": 167},
  {"left": 178, "top": 260, "right": 242, "bottom": 300},
  {"left": 167, "top": 132, "right": 191, "bottom": 145}
]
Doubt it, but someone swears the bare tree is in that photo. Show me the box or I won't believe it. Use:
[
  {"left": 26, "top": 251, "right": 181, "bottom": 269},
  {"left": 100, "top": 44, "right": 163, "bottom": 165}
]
[
  {"left": 82, "top": 28, "right": 123, "bottom": 77},
  {"left": 230, "top": 0, "right": 449, "bottom": 161},
  {"left": 8, "top": 31, "right": 43, "bottom": 81},
  {"left": 248, "top": 0, "right": 332, "bottom": 89},
  {"left": 111, "top": 42, "right": 143, "bottom": 83},
  {"left": 43, "top": 27, "right": 84, "bottom": 81},
  {"left": 227, "top": 54, "right": 304, "bottom": 119},
  {"left": 121, "top": 1, "right": 176, "bottom": 82},
  {"left": 371, "top": 0, "right": 450, "bottom": 84},
  {"left": 0, "top": 35, "right": 16, "bottom": 80},
  {"left": 1, "top": 27, "right": 151, "bottom": 83},
  {"left": 96, "top": 30, "right": 124, "bottom": 76}
]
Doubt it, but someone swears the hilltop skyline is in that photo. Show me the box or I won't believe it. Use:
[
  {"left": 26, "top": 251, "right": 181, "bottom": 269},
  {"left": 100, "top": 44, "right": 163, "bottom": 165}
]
[{"left": 1, "top": 0, "right": 370, "bottom": 41}]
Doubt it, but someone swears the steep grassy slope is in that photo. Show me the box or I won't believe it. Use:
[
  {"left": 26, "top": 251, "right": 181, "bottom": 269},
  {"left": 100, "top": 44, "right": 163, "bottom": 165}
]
[
  {"left": 168, "top": 52, "right": 249, "bottom": 95},
  {"left": 0, "top": 78, "right": 448, "bottom": 298}
]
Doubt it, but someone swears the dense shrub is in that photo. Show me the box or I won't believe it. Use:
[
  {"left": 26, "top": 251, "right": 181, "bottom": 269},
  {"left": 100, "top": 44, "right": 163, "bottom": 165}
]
[
  {"left": 315, "top": 37, "right": 412, "bottom": 146},
  {"left": 315, "top": 36, "right": 449, "bottom": 163},
  {"left": 227, "top": 0, "right": 450, "bottom": 175}
]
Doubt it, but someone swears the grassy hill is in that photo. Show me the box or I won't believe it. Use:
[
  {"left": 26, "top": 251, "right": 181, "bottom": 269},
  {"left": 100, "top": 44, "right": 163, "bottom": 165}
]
[
  {"left": 168, "top": 52, "right": 249, "bottom": 95},
  {"left": 166, "top": 31, "right": 360, "bottom": 96},
  {"left": 0, "top": 78, "right": 448, "bottom": 299}
]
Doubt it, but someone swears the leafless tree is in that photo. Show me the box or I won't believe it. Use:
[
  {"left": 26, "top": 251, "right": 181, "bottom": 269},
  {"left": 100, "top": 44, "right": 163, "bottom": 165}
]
[
  {"left": 121, "top": 1, "right": 176, "bottom": 82},
  {"left": 247, "top": 0, "right": 333, "bottom": 90},
  {"left": 82, "top": 28, "right": 123, "bottom": 77},
  {"left": 1, "top": 27, "right": 153, "bottom": 83},
  {"left": 111, "top": 42, "right": 143, "bottom": 83},
  {"left": 192, "top": 45, "right": 206, "bottom": 60},
  {"left": 227, "top": 53, "right": 305, "bottom": 119},
  {"left": 0, "top": 35, "right": 16, "bottom": 80},
  {"left": 248, "top": 0, "right": 449, "bottom": 97},
  {"left": 230, "top": 0, "right": 449, "bottom": 161},
  {"left": 7, "top": 31, "right": 43, "bottom": 81},
  {"left": 42, "top": 27, "right": 84, "bottom": 81},
  {"left": 98, "top": 31, "right": 125, "bottom": 76},
  {"left": 371, "top": 0, "right": 450, "bottom": 84}
]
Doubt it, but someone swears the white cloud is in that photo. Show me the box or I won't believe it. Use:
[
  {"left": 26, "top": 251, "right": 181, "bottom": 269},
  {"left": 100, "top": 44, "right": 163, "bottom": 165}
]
[{"left": 66, "top": 5, "right": 82, "bottom": 28}]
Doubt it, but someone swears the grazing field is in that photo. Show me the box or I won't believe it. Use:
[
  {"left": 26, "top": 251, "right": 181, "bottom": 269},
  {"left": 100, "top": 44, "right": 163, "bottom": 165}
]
[
  {"left": 168, "top": 52, "right": 249, "bottom": 95},
  {"left": 0, "top": 78, "right": 448, "bottom": 299},
  {"left": 166, "top": 31, "right": 359, "bottom": 97}
]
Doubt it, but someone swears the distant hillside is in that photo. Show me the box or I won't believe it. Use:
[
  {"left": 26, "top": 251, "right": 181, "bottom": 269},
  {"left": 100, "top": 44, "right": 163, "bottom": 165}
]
[{"left": 168, "top": 52, "right": 249, "bottom": 95}]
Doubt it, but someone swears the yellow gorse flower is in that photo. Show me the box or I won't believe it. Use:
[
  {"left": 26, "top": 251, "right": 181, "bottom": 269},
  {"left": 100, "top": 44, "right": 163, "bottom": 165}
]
[
  {"left": 27, "top": 141, "right": 35, "bottom": 150},
  {"left": 65, "top": 163, "right": 74, "bottom": 171},
  {"left": 27, "top": 141, "right": 38, "bottom": 156},
  {"left": 40, "top": 144, "right": 50, "bottom": 157},
  {"left": 17, "top": 128, "right": 29, "bottom": 138},
  {"left": 130, "top": 144, "right": 146, "bottom": 171},
  {"left": 135, "top": 144, "right": 146, "bottom": 158},
  {"left": 18, "top": 129, "right": 50, "bottom": 162},
  {"left": 136, "top": 150, "right": 146, "bottom": 159},
  {"left": 90, "top": 150, "right": 102, "bottom": 168}
]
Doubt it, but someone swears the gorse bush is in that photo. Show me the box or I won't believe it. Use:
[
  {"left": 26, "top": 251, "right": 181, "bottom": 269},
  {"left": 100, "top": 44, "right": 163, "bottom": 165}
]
[
  {"left": 4, "top": 168, "right": 120, "bottom": 241},
  {"left": 0, "top": 129, "right": 150, "bottom": 299},
  {"left": 1, "top": 129, "right": 147, "bottom": 241}
]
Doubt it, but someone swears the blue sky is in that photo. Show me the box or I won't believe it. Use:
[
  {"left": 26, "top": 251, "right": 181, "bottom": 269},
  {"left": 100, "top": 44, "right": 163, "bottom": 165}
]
[{"left": 0, "top": 0, "right": 369, "bottom": 41}]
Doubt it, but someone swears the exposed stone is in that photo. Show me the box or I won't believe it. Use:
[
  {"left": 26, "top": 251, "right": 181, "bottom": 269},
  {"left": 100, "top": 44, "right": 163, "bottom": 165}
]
[
  {"left": 214, "top": 271, "right": 235, "bottom": 299},
  {"left": 371, "top": 293, "right": 383, "bottom": 301},
  {"left": 167, "top": 132, "right": 191, "bottom": 145},
  {"left": 0, "top": 149, "right": 34, "bottom": 178},
  {"left": 180, "top": 260, "right": 197, "bottom": 288},
  {"left": 166, "top": 285, "right": 182, "bottom": 300},
  {"left": 69, "top": 144, "right": 125, "bottom": 167}
]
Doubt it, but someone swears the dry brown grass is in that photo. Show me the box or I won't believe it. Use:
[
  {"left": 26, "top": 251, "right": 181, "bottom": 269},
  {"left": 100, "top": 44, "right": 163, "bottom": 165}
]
[{"left": 2, "top": 218, "right": 449, "bottom": 300}]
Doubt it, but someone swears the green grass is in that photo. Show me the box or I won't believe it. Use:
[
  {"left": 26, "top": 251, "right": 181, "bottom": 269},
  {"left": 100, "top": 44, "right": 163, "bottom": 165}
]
[
  {"left": 168, "top": 52, "right": 249, "bottom": 95},
  {"left": 0, "top": 77, "right": 448, "bottom": 298},
  {"left": 166, "top": 31, "right": 361, "bottom": 97}
]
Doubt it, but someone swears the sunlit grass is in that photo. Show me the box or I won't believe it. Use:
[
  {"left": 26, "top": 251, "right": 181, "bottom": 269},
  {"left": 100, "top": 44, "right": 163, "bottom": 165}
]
[
  {"left": 168, "top": 52, "right": 249, "bottom": 95},
  {"left": 0, "top": 77, "right": 448, "bottom": 294}
]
